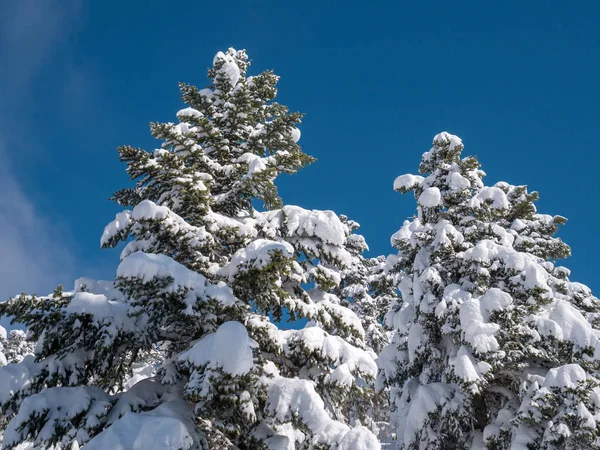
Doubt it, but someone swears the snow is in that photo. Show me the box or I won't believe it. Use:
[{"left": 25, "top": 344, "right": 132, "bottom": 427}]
[
  {"left": 407, "top": 323, "right": 427, "bottom": 362},
  {"left": 393, "top": 174, "right": 424, "bottom": 192},
  {"left": 123, "top": 362, "right": 155, "bottom": 391},
  {"left": 179, "top": 321, "right": 255, "bottom": 376},
  {"left": 418, "top": 187, "right": 442, "bottom": 207},
  {"left": 448, "top": 171, "right": 471, "bottom": 190},
  {"left": 65, "top": 291, "right": 135, "bottom": 345},
  {"left": 259, "top": 205, "right": 347, "bottom": 247},
  {"left": 533, "top": 300, "right": 600, "bottom": 356},
  {"left": 199, "top": 88, "right": 213, "bottom": 98},
  {"left": 337, "top": 425, "right": 381, "bottom": 450},
  {"left": 281, "top": 326, "right": 377, "bottom": 379},
  {"left": 328, "top": 363, "right": 354, "bottom": 387},
  {"left": 290, "top": 127, "right": 301, "bottom": 143},
  {"left": 0, "top": 325, "right": 6, "bottom": 340},
  {"left": 117, "top": 251, "right": 189, "bottom": 286},
  {"left": 480, "top": 288, "right": 513, "bottom": 316},
  {"left": 283, "top": 206, "right": 345, "bottom": 246},
  {"left": 432, "top": 220, "right": 464, "bottom": 249},
  {"left": 176, "top": 107, "right": 203, "bottom": 119},
  {"left": 3, "top": 386, "right": 112, "bottom": 449},
  {"left": 73, "top": 278, "right": 123, "bottom": 300},
  {"left": 450, "top": 346, "right": 487, "bottom": 388},
  {"left": 576, "top": 401, "right": 596, "bottom": 429},
  {"left": 207, "top": 211, "right": 257, "bottom": 237},
  {"left": 85, "top": 401, "right": 201, "bottom": 450},
  {"left": 131, "top": 200, "right": 170, "bottom": 221},
  {"left": 306, "top": 289, "right": 365, "bottom": 337},
  {"left": 219, "top": 239, "right": 294, "bottom": 281},
  {"left": 266, "top": 377, "right": 380, "bottom": 449},
  {"left": 213, "top": 50, "right": 241, "bottom": 87},
  {"left": 470, "top": 186, "right": 509, "bottom": 209},
  {"left": 117, "top": 251, "right": 236, "bottom": 306},
  {"left": 67, "top": 292, "right": 127, "bottom": 321},
  {"left": 459, "top": 289, "right": 517, "bottom": 355},
  {"left": 463, "top": 240, "right": 550, "bottom": 292},
  {"left": 390, "top": 218, "right": 420, "bottom": 248},
  {"left": 543, "top": 364, "right": 587, "bottom": 389},
  {"left": 101, "top": 210, "right": 132, "bottom": 246},
  {"left": 0, "top": 355, "right": 40, "bottom": 405},
  {"left": 236, "top": 152, "right": 268, "bottom": 175},
  {"left": 107, "top": 377, "right": 175, "bottom": 425},
  {"left": 433, "top": 131, "right": 463, "bottom": 150},
  {"left": 396, "top": 380, "right": 454, "bottom": 448}
]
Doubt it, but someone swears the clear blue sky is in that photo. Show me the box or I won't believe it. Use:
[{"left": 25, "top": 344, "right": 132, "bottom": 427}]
[{"left": 0, "top": 0, "right": 599, "bottom": 305}]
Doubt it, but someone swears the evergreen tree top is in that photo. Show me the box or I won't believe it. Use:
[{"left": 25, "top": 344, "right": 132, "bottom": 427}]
[
  {"left": 114, "top": 47, "right": 313, "bottom": 221},
  {"left": 0, "top": 48, "right": 381, "bottom": 450},
  {"left": 381, "top": 132, "right": 600, "bottom": 450}
]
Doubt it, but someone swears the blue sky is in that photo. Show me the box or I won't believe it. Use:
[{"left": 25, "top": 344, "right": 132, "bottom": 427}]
[{"left": 0, "top": 0, "right": 599, "bottom": 306}]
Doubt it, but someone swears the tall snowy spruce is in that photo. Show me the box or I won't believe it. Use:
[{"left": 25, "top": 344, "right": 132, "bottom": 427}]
[
  {"left": 0, "top": 49, "right": 380, "bottom": 450},
  {"left": 379, "top": 132, "right": 600, "bottom": 449}
]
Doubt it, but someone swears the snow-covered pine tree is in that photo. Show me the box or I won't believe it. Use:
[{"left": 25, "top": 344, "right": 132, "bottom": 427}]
[
  {"left": 0, "top": 327, "right": 34, "bottom": 366},
  {"left": 336, "top": 216, "right": 390, "bottom": 355},
  {"left": 330, "top": 216, "right": 393, "bottom": 435},
  {"left": 0, "top": 48, "right": 380, "bottom": 450},
  {"left": 379, "top": 132, "right": 600, "bottom": 449}
]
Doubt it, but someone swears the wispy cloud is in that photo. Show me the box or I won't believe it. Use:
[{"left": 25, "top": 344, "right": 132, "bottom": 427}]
[
  {"left": 0, "top": 0, "right": 82, "bottom": 94},
  {"left": 0, "top": 0, "right": 82, "bottom": 301},
  {"left": 0, "top": 142, "right": 75, "bottom": 300}
]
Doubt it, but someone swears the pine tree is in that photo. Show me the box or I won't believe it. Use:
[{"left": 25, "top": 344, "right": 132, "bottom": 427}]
[
  {"left": 379, "top": 132, "right": 600, "bottom": 449},
  {"left": 331, "top": 216, "right": 393, "bottom": 436},
  {"left": 0, "top": 49, "right": 380, "bottom": 450},
  {"left": 0, "top": 327, "right": 34, "bottom": 366},
  {"left": 336, "top": 216, "right": 391, "bottom": 355}
]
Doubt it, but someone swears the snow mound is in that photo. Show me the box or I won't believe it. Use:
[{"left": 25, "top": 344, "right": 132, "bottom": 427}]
[
  {"left": 0, "top": 355, "right": 40, "bottom": 405},
  {"left": 470, "top": 186, "right": 509, "bottom": 209},
  {"left": 393, "top": 174, "right": 424, "bottom": 192},
  {"left": 337, "top": 425, "right": 381, "bottom": 450},
  {"left": 543, "top": 364, "right": 587, "bottom": 389},
  {"left": 397, "top": 381, "right": 454, "bottom": 449},
  {"left": 3, "top": 386, "right": 112, "bottom": 449},
  {"left": 73, "top": 278, "right": 124, "bottom": 300},
  {"left": 266, "top": 377, "right": 380, "bottom": 449},
  {"left": 131, "top": 200, "right": 171, "bottom": 221},
  {"left": 283, "top": 206, "right": 346, "bottom": 246},
  {"left": 179, "top": 321, "right": 256, "bottom": 375},
  {"left": 459, "top": 288, "right": 513, "bottom": 355},
  {"left": 213, "top": 50, "right": 241, "bottom": 87},
  {"left": 117, "top": 251, "right": 235, "bottom": 306},
  {"left": 534, "top": 300, "right": 600, "bottom": 357},
  {"left": 433, "top": 131, "right": 463, "bottom": 150},
  {"left": 219, "top": 239, "right": 294, "bottom": 281},
  {"left": 290, "top": 127, "right": 301, "bottom": 143},
  {"left": 448, "top": 171, "right": 471, "bottom": 190},
  {"left": 85, "top": 401, "right": 202, "bottom": 450},
  {"left": 176, "top": 107, "right": 203, "bottom": 119},
  {"left": 282, "top": 326, "right": 377, "bottom": 378},
  {"left": 236, "top": 152, "right": 268, "bottom": 175},
  {"left": 463, "top": 240, "right": 550, "bottom": 292},
  {"left": 418, "top": 187, "right": 442, "bottom": 207},
  {"left": 101, "top": 210, "right": 132, "bottom": 246}
]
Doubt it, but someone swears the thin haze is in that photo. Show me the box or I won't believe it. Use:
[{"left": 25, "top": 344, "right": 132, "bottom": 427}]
[
  {"left": 0, "top": 0, "right": 82, "bottom": 303},
  {"left": 0, "top": 1, "right": 598, "bottom": 314}
]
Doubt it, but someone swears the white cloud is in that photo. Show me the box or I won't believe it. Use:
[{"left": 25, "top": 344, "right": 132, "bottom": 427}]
[
  {"left": 0, "top": 0, "right": 82, "bottom": 302},
  {"left": 0, "top": 0, "right": 82, "bottom": 92},
  {"left": 0, "top": 144, "right": 75, "bottom": 300}
]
